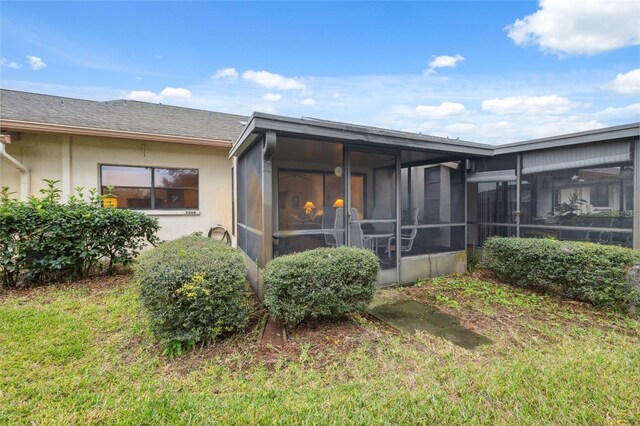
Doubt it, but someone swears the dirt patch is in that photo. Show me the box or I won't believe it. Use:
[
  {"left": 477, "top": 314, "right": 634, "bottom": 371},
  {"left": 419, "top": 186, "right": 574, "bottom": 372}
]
[
  {"left": 162, "top": 315, "right": 388, "bottom": 375},
  {"left": 0, "top": 272, "right": 133, "bottom": 302}
]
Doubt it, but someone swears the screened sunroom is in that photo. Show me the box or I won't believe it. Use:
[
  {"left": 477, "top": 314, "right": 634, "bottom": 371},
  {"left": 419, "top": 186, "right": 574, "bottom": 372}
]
[
  {"left": 467, "top": 124, "right": 640, "bottom": 251},
  {"left": 230, "top": 113, "right": 493, "bottom": 294}
]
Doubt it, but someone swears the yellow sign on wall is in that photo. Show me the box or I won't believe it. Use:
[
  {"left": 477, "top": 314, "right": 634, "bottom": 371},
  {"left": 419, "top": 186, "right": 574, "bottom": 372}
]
[{"left": 102, "top": 197, "right": 118, "bottom": 208}]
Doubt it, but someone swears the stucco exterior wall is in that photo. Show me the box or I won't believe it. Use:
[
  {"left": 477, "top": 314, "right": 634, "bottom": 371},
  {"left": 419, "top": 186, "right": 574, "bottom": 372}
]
[{"left": 0, "top": 132, "right": 233, "bottom": 242}]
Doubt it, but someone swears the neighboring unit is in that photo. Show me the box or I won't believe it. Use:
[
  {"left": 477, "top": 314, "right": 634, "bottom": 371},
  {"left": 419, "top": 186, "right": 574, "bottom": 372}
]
[{"left": 0, "top": 89, "right": 246, "bottom": 241}]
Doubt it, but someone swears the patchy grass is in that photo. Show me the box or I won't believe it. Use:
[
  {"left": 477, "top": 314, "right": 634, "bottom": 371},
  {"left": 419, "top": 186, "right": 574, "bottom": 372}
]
[{"left": 1, "top": 272, "right": 639, "bottom": 424}]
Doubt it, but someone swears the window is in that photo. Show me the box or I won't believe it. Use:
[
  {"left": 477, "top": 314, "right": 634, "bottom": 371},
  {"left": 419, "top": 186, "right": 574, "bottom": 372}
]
[
  {"left": 100, "top": 165, "right": 198, "bottom": 209},
  {"left": 520, "top": 164, "right": 633, "bottom": 248},
  {"left": 277, "top": 169, "right": 365, "bottom": 231}
]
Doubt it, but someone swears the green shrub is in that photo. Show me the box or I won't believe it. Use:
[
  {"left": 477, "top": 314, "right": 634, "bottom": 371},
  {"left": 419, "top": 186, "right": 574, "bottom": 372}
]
[
  {"left": 483, "top": 237, "right": 640, "bottom": 310},
  {"left": 263, "top": 247, "right": 380, "bottom": 328},
  {"left": 135, "top": 235, "right": 250, "bottom": 354},
  {"left": 0, "top": 181, "right": 159, "bottom": 287}
]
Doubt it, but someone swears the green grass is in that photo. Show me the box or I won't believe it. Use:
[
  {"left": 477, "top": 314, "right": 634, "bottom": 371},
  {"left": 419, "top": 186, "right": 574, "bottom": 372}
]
[{"left": 1, "top": 273, "right": 639, "bottom": 425}]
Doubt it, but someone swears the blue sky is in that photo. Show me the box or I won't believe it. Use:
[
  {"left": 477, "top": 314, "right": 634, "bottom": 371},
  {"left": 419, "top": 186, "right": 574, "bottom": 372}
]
[{"left": 1, "top": 0, "right": 639, "bottom": 144}]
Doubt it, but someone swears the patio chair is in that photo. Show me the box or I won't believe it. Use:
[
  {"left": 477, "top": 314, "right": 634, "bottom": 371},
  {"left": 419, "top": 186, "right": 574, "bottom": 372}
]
[
  {"left": 350, "top": 211, "right": 374, "bottom": 250},
  {"left": 334, "top": 208, "right": 345, "bottom": 247},
  {"left": 386, "top": 208, "right": 419, "bottom": 258},
  {"left": 335, "top": 207, "right": 373, "bottom": 250},
  {"left": 322, "top": 207, "right": 337, "bottom": 247},
  {"left": 372, "top": 206, "right": 394, "bottom": 233}
]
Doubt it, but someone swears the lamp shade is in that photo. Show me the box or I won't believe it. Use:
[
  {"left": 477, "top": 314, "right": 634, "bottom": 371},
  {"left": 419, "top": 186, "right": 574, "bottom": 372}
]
[
  {"left": 332, "top": 198, "right": 344, "bottom": 208},
  {"left": 303, "top": 201, "right": 316, "bottom": 210}
]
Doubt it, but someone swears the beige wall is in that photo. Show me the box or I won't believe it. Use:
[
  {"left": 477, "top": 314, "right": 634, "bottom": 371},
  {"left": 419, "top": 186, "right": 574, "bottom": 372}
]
[{"left": 0, "top": 132, "right": 233, "bottom": 242}]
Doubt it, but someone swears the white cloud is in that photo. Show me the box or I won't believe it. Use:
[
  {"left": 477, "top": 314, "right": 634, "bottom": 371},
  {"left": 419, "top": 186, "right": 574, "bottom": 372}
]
[
  {"left": 135, "top": 76, "right": 143, "bottom": 81},
  {"left": 594, "top": 103, "right": 640, "bottom": 121},
  {"left": 160, "top": 87, "right": 192, "bottom": 98},
  {"left": 242, "top": 70, "right": 305, "bottom": 90},
  {"left": 26, "top": 55, "right": 47, "bottom": 70},
  {"left": 262, "top": 93, "right": 282, "bottom": 101},
  {"left": 393, "top": 102, "right": 466, "bottom": 118},
  {"left": 248, "top": 103, "right": 277, "bottom": 114},
  {"left": 124, "top": 90, "right": 163, "bottom": 103},
  {"left": 426, "top": 54, "right": 464, "bottom": 74},
  {"left": 605, "top": 69, "right": 640, "bottom": 96},
  {"left": 22, "top": 66, "right": 633, "bottom": 145},
  {"left": 124, "top": 87, "right": 191, "bottom": 102},
  {"left": 482, "top": 95, "right": 583, "bottom": 115},
  {"left": 301, "top": 98, "right": 316, "bottom": 105},
  {"left": 212, "top": 67, "right": 239, "bottom": 80},
  {"left": 506, "top": 0, "right": 640, "bottom": 56},
  {"left": 1, "top": 58, "right": 22, "bottom": 69}
]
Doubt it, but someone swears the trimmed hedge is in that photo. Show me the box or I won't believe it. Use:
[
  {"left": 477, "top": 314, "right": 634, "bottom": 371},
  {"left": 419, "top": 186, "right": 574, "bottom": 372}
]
[
  {"left": 135, "top": 236, "right": 250, "bottom": 353},
  {"left": 263, "top": 247, "right": 380, "bottom": 328},
  {"left": 483, "top": 237, "right": 640, "bottom": 309}
]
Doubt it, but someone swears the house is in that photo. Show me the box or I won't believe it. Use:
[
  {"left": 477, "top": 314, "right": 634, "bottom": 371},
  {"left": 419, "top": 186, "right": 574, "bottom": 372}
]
[
  {"left": 0, "top": 89, "right": 246, "bottom": 241},
  {"left": 1, "top": 89, "right": 639, "bottom": 291}
]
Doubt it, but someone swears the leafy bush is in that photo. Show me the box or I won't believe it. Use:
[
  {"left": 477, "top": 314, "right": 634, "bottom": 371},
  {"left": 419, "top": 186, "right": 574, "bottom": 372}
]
[
  {"left": 483, "top": 237, "right": 640, "bottom": 309},
  {"left": 135, "top": 235, "right": 250, "bottom": 354},
  {"left": 263, "top": 247, "right": 380, "bottom": 328},
  {"left": 0, "top": 180, "right": 159, "bottom": 287}
]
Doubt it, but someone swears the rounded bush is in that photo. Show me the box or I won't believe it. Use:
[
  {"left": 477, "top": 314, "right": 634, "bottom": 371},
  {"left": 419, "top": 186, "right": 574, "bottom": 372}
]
[
  {"left": 135, "top": 236, "right": 250, "bottom": 351},
  {"left": 263, "top": 247, "right": 380, "bottom": 328}
]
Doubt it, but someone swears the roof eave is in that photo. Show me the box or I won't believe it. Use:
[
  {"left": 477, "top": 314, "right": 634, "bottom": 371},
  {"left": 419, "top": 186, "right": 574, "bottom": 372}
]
[
  {"left": 494, "top": 122, "right": 640, "bottom": 155},
  {"left": 0, "top": 119, "right": 233, "bottom": 148}
]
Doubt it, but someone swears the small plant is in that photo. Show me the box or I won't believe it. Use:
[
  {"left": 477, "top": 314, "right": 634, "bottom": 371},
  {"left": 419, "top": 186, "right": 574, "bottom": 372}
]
[
  {"left": 467, "top": 249, "right": 480, "bottom": 272},
  {"left": 135, "top": 235, "right": 250, "bottom": 354},
  {"left": 263, "top": 247, "right": 380, "bottom": 328},
  {"left": 435, "top": 294, "right": 459, "bottom": 308},
  {"left": 431, "top": 275, "right": 546, "bottom": 311},
  {"left": 552, "top": 191, "right": 588, "bottom": 218}
]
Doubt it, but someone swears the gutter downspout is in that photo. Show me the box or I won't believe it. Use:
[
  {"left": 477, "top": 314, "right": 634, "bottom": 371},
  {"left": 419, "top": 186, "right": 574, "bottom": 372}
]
[{"left": 0, "top": 139, "right": 30, "bottom": 201}]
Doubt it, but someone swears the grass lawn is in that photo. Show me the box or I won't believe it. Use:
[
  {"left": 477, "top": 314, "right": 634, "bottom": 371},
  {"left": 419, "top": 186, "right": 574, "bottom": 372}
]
[{"left": 1, "top": 272, "right": 639, "bottom": 425}]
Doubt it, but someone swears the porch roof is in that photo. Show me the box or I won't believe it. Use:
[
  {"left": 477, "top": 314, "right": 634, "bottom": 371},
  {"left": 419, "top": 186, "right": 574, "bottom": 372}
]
[{"left": 229, "top": 112, "right": 495, "bottom": 159}]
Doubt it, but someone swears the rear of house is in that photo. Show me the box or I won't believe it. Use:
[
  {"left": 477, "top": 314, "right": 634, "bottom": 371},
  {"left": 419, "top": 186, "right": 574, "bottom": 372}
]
[{"left": 1, "top": 89, "right": 638, "bottom": 289}]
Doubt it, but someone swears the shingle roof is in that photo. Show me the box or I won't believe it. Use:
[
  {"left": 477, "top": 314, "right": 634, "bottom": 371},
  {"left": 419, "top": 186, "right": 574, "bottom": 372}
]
[{"left": 0, "top": 89, "right": 247, "bottom": 142}]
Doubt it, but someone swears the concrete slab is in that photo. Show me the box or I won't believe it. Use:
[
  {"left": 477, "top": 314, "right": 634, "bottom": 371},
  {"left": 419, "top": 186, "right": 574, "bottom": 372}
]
[
  {"left": 368, "top": 290, "right": 492, "bottom": 350},
  {"left": 259, "top": 315, "right": 286, "bottom": 345}
]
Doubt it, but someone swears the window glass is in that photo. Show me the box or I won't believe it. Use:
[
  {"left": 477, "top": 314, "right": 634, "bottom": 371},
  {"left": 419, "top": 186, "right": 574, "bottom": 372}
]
[
  {"left": 521, "top": 164, "right": 633, "bottom": 248},
  {"left": 155, "top": 188, "right": 198, "bottom": 209},
  {"left": 278, "top": 171, "right": 324, "bottom": 231},
  {"left": 103, "top": 187, "right": 152, "bottom": 209},
  {"left": 154, "top": 168, "right": 198, "bottom": 189},
  {"left": 100, "top": 165, "right": 198, "bottom": 210},
  {"left": 101, "top": 165, "right": 151, "bottom": 187}
]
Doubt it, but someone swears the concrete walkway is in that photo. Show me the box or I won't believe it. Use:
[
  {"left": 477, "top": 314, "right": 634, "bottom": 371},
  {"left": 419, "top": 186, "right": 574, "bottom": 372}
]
[{"left": 367, "top": 289, "right": 491, "bottom": 350}]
